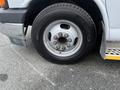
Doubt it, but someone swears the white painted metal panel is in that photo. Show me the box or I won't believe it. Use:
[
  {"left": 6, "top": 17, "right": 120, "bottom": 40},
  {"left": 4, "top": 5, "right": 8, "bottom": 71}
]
[
  {"left": 7, "top": 0, "right": 31, "bottom": 8},
  {"left": 110, "top": 29, "right": 120, "bottom": 41},
  {"left": 106, "top": 0, "right": 120, "bottom": 41},
  {"left": 106, "top": 0, "right": 120, "bottom": 28}
]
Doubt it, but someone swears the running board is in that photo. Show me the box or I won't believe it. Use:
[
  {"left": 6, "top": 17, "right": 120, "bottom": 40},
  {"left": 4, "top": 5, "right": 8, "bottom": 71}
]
[{"left": 104, "top": 42, "right": 120, "bottom": 60}]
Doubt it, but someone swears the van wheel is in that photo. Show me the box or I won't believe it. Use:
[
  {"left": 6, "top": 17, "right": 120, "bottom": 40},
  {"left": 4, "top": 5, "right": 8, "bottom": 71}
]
[{"left": 31, "top": 3, "right": 96, "bottom": 64}]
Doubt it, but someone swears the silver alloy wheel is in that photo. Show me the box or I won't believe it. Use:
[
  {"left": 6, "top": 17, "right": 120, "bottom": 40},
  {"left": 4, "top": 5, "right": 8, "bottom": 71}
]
[{"left": 43, "top": 20, "right": 83, "bottom": 57}]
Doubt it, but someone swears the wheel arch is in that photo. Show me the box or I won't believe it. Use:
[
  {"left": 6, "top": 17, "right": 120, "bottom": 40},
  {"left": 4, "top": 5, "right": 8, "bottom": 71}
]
[
  {"left": 23, "top": 0, "right": 109, "bottom": 40},
  {"left": 93, "top": 0, "right": 110, "bottom": 40}
]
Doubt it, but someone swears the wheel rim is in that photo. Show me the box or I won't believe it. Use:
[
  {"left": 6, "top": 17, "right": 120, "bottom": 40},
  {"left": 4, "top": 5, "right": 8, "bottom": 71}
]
[{"left": 43, "top": 20, "right": 83, "bottom": 57}]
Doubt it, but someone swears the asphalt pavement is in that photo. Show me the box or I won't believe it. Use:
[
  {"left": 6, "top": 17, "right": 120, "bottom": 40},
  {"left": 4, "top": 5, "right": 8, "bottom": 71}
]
[{"left": 0, "top": 29, "right": 120, "bottom": 90}]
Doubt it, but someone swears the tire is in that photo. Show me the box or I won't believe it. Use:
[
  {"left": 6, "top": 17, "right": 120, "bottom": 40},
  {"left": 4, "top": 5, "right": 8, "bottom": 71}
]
[{"left": 31, "top": 3, "right": 96, "bottom": 64}]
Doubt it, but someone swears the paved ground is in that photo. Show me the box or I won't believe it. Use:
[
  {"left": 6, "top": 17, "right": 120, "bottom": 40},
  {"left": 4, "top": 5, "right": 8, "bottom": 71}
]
[{"left": 1, "top": 31, "right": 120, "bottom": 90}]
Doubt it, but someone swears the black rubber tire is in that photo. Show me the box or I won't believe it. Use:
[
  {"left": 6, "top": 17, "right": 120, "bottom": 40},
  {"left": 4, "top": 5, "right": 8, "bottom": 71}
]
[{"left": 31, "top": 3, "right": 96, "bottom": 64}]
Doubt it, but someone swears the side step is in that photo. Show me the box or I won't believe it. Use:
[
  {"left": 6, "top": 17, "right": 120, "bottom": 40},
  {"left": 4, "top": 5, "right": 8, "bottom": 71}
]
[{"left": 105, "top": 42, "right": 120, "bottom": 60}]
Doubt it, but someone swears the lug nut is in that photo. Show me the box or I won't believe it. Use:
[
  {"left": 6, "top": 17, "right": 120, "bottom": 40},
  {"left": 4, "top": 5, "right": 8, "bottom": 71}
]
[
  {"left": 56, "top": 45, "right": 60, "bottom": 50},
  {"left": 68, "top": 38, "right": 72, "bottom": 42},
  {"left": 67, "top": 43, "right": 71, "bottom": 47},
  {"left": 61, "top": 46, "right": 66, "bottom": 51},
  {"left": 53, "top": 35, "right": 58, "bottom": 40},
  {"left": 53, "top": 41, "right": 57, "bottom": 45},
  {"left": 64, "top": 34, "right": 69, "bottom": 38},
  {"left": 58, "top": 32, "right": 63, "bottom": 37}
]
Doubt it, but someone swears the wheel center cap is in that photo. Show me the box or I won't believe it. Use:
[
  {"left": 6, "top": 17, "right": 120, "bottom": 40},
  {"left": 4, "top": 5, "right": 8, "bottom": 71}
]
[{"left": 58, "top": 37, "right": 67, "bottom": 44}]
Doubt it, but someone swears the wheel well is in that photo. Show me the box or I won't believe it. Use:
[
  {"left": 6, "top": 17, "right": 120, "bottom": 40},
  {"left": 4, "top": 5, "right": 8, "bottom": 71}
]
[
  {"left": 24, "top": 0, "right": 103, "bottom": 42},
  {"left": 24, "top": 0, "right": 103, "bottom": 26},
  {"left": 24, "top": 0, "right": 104, "bottom": 48}
]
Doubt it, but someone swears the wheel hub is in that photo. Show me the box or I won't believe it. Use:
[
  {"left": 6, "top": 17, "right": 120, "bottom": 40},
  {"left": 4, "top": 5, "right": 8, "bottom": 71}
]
[
  {"left": 58, "top": 37, "right": 67, "bottom": 44},
  {"left": 52, "top": 32, "right": 73, "bottom": 51},
  {"left": 43, "top": 20, "right": 83, "bottom": 57}
]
